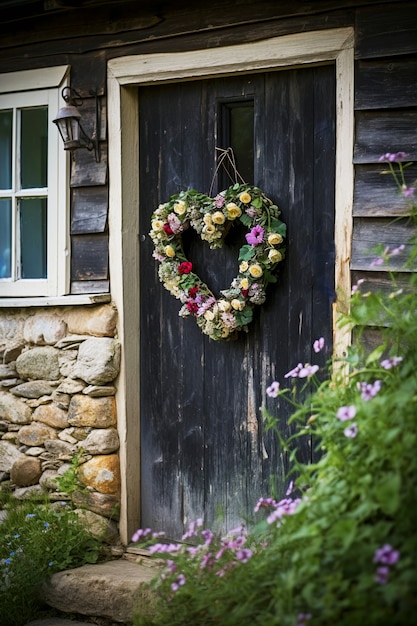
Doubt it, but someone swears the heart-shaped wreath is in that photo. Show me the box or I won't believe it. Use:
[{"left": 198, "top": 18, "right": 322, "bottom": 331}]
[{"left": 149, "top": 183, "right": 286, "bottom": 341}]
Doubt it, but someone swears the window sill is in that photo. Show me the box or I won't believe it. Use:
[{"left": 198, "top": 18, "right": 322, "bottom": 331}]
[{"left": 0, "top": 294, "right": 111, "bottom": 308}]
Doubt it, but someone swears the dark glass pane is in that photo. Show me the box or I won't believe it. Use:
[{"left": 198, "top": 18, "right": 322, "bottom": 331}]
[
  {"left": 0, "top": 198, "right": 12, "bottom": 278},
  {"left": 20, "top": 107, "right": 48, "bottom": 189},
  {"left": 0, "top": 110, "right": 12, "bottom": 190},
  {"left": 20, "top": 197, "right": 47, "bottom": 278},
  {"left": 220, "top": 103, "right": 254, "bottom": 187}
]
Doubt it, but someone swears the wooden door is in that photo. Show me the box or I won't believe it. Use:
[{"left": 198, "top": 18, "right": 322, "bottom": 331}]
[{"left": 139, "top": 66, "right": 335, "bottom": 538}]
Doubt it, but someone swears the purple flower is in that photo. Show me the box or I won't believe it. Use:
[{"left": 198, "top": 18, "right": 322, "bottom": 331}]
[
  {"left": 235, "top": 548, "right": 252, "bottom": 563},
  {"left": 201, "top": 529, "right": 214, "bottom": 546},
  {"left": 131, "top": 527, "right": 152, "bottom": 543},
  {"left": 344, "top": 423, "right": 358, "bottom": 438},
  {"left": 390, "top": 244, "right": 405, "bottom": 256},
  {"left": 375, "top": 566, "right": 390, "bottom": 585},
  {"left": 285, "top": 480, "right": 295, "bottom": 496},
  {"left": 336, "top": 405, "right": 356, "bottom": 421},
  {"left": 378, "top": 152, "right": 407, "bottom": 163},
  {"left": 370, "top": 256, "right": 384, "bottom": 267},
  {"left": 298, "top": 364, "right": 319, "bottom": 378},
  {"left": 171, "top": 573, "right": 186, "bottom": 592},
  {"left": 374, "top": 544, "right": 400, "bottom": 565},
  {"left": 214, "top": 194, "right": 225, "bottom": 208},
  {"left": 297, "top": 614, "right": 312, "bottom": 626},
  {"left": 254, "top": 497, "right": 279, "bottom": 512},
  {"left": 266, "top": 381, "right": 280, "bottom": 398},
  {"left": 351, "top": 278, "right": 365, "bottom": 294},
  {"left": 313, "top": 337, "right": 325, "bottom": 353},
  {"left": 380, "top": 356, "right": 403, "bottom": 370},
  {"left": 402, "top": 186, "right": 415, "bottom": 197},
  {"left": 266, "top": 497, "right": 301, "bottom": 524},
  {"left": 284, "top": 363, "right": 303, "bottom": 378},
  {"left": 358, "top": 380, "right": 381, "bottom": 401},
  {"left": 245, "top": 225, "right": 264, "bottom": 245},
  {"left": 147, "top": 542, "right": 181, "bottom": 554}
]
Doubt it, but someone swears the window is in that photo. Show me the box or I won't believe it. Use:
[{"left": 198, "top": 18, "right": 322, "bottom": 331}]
[{"left": 0, "top": 66, "right": 69, "bottom": 298}]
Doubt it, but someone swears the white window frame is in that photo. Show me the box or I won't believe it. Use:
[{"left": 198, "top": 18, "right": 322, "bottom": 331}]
[
  {"left": 107, "top": 27, "right": 354, "bottom": 544},
  {"left": 0, "top": 65, "right": 70, "bottom": 299}
]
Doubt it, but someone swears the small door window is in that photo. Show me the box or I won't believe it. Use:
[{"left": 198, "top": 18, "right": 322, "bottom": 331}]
[{"left": 219, "top": 100, "right": 254, "bottom": 187}]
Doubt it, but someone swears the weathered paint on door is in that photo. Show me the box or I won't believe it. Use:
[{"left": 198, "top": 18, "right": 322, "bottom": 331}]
[{"left": 139, "top": 66, "right": 335, "bottom": 538}]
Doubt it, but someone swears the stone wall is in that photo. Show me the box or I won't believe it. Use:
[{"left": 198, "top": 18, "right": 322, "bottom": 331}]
[{"left": 0, "top": 303, "right": 122, "bottom": 542}]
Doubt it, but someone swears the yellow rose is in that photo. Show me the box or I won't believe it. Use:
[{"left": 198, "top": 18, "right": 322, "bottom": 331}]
[
  {"left": 203, "top": 213, "right": 213, "bottom": 225},
  {"left": 239, "top": 192, "right": 252, "bottom": 204},
  {"left": 218, "top": 299, "right": 231, "bottom": 312},
  {"left": 165, "top": 245, "right": 176, "bottom": 258},
  {"left": 226, "top": 203, "right": 242, "bottom": 220},
  {"left": 268, "top": 249, "right": 283, "bottom": 263},
  {"left": 239, "top": 261, "right": 249, "bottom": 273},
  {"left": 212, "top": 211, "right": 226, "bottom": 225},
  {"left": 203, "top": 224, "right": 216, "bottom": 235},
  {"left": 174, "top": 201, "right": 187, "bottom": 215},
  {"left": 268, "top": 233, "right": 283, "bottom": 245},
  {"left": 204, "top": 310, "right": 215, "bottom": 321},
  {"left": 231, "top": 298, "right": 245, "bottom": 311},
  {"left": 152, "top": 219, "right": 164, "bottom": 232},
  {"left": 240, "top": 278, "right": 249, "bottom": 290},
  {"left": 249, "top": 263, "right": 263, "bottom": 278},
  {"left": 221, "top": 327, "right": 230, "bottom": 338}
]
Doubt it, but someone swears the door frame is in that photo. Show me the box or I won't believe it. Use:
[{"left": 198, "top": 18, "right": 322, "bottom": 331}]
[{"left": 107, "top": 27, "right": 354, "bottom": 544}]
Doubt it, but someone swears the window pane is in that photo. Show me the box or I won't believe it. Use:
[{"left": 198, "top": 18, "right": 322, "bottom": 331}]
[
  {"left": 20, "top": 197, "right": 47, "bottom": 278},
  {"left": 20, "top": 107, "right": 48, "bottom": 189},
  {"left": 0, "top": 110, "right": 12, "bottom": 190},
  {"left": 229, "top": 105, "right": 254, "bottom": 185},
  {"left": 220, "top": 102, "right": 254, "bottom": 188},
  {"left": 0, "top": 198, "right": 12, "bottom": 278}
]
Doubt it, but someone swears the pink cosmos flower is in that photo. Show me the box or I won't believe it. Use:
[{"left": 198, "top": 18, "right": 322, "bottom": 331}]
[
  {"left": 266, "top": 381, "right": 280, "bottom": 398},
  {"left": 336, "top": 405, "right": 356, "bottom": 421},
  {"left": 245, "top": 225, "right": 264, "bottom": 245},
  {"left": 313, "top": 337, "right": 325, "bottom": 353},
  {"left": 344, "top": 423, "right": 358, "bottom": 438}
]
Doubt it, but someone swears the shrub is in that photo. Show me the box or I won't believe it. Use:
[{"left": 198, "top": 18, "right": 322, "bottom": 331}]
[
  {"left": 0, "top": 495, "right": 101, "bottom": 626},
  {"left": 133, "top": 158, "right": 417, "bottom": 626}
]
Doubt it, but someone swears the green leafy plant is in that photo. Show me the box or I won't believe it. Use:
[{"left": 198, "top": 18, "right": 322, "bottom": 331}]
[
  {"left": 56, "top": 448, "right": 86, "bottom": 495},
  {"left": 133, "top": 155, "right": 417, "bottom": 626},
  {"left": 0, "top": 496, "right": 102, "bottom": 626}
]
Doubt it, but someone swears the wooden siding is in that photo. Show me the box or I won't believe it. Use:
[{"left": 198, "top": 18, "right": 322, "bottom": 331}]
[{"left": 0, "top": 0, "right": 416, "bottom": 296}]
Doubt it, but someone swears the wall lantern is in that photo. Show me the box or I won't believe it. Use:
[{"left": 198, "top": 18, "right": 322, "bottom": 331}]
[{"left": 53, "top": 86, "right": 101, "bottom": 162}]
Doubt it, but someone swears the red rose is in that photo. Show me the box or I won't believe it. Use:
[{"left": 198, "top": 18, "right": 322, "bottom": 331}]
[
  {"left": 187, "top": 301, "right": 199, "bottom": 313},
  {"left": 163, "top": 223, "right": 173, "bottom": 235},
  {"left": 241, "top": 289, "right": 249, "bottom": 298},
  {"left": 178, "top": 261, "right": 193, "bottom": 275},
  {"left": 188, "top": 286, "right": 199, "bottom": 298}
]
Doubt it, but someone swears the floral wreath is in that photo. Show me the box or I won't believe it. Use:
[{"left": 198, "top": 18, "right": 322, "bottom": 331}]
[{"left": 149, "top": 183, "right": 286, "bottom": 341}]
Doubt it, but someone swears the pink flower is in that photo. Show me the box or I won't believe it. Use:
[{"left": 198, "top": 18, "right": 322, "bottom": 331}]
[
  {"left": 378, "top": 152, "right": 407, "bottom": 162},
  {"left": 298, "top": 364, "right": 319, "bottom": 378},
  {"left": 214, "top": 194, "right": 225, "bottom": 208},
  {"left": 313, "top": 337, "right": 325, "bottom": 353},
  {"left": 344, "top": 423, "right": 358, "bottom": 438},
  {"left": 336, "top": 405, "right": 356, "bottom": 421},
  {"left": 266, "top": 381, "right": 280, "bottom": 398},
  {"left": 245, "top": 225, "right": 264, "bottom": 245}
]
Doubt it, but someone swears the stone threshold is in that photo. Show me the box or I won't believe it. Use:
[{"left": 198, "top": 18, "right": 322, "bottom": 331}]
[{"left": 33, "top": 556, "right": 159, "bottom": 626}]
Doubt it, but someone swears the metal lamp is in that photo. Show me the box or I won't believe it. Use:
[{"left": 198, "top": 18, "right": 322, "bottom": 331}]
[{"left": 53, "top": 86, "right": 100, "bottom": 162}]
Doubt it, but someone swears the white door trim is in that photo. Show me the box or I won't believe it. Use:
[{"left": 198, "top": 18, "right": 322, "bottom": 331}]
[{"left": 107, "top": 27, "right": 354, "bottom": 544}]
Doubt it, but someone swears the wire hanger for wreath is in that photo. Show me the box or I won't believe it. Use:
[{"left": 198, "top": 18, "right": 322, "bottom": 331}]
[{"left": 209, "top": 147, "right": 247, "bottom": 197}]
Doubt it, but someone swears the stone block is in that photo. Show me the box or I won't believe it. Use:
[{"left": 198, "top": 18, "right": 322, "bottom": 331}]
[
  {"left": 71, "top": 489, "right": 120, "bottom": 519},
  {"left": 16, "top": 347, "right": 61, "bottom": 381},
  {"left": 11, "top": 455, "right": 42, "bottom": 487},
  {"left": 80, "top": 428, "right": 119, "bottom": 455},
  {"left": 41, "top": 560, "right": 156, "bottom": 624},
  {"left": 23, "top": 313, "right": 67, "bottom": 345},
  {"left": 68, "top": 395, "right": 116, "bottom": 428},
  {"left": 18, "top": 422, "right": 58, "bottom": 446},
  {"left": 78, "top": 454, "right": 120, "bottom": 495},
  {"left": 66, "top": 304, "right": 118, "bottom": 337},
  {"left": 0, "top": 391, "right": 32, "bottom": 424},
  {"left": 0, "top": 440, "right": 25, "bottom": 472},
  {"left": 33, "top": 403, "right": 69, "bottom": 429},
  {"left": 11, "top": 380, "right": 57, "bottom": 399},
  {"left": 74, "top": 338, "right": 121, "bottom": 385}
]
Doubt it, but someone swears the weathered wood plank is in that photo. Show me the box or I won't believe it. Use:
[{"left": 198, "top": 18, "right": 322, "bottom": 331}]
[
  {"left": 355, "top": 58, "right": 417, "bottom": 110},
  {"left": 71, "top": 233, "right": 109, "bottom": 281},
  {"left": 354, "top": 111, "right": 417, "bottom": 164},
  {"left": 71, "top": 187, "right": 108, "bottom": 234},
  {"left": 351, "top": 217, "right": 416, "bottom": 271},
  {"left": 351, "top": 269, "right": 411, "bottom": 296},
  {"left": 70, "top": 280, "right": 110, "bottom": 294},
  {"left": 70, "top": 143, "right": 108, "bottom": 187},
  {"left": 356, "top": 2, "right": 417, "bottom": 59},
  {"left": 353, "top": 164, "right": 417, "bottom": 218}
]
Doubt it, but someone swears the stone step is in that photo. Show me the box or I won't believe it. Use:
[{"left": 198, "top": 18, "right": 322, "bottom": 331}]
[{"left": 38, "top": 559, "right": 158, "bottom": 625}]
